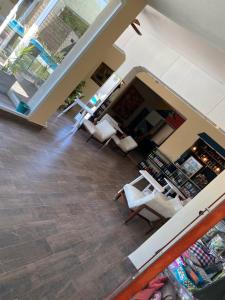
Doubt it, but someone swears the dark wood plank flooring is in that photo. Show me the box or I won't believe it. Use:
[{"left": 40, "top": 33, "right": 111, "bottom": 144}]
[{"left": 0, "top": 114, "right": 149, "bottom": 300}]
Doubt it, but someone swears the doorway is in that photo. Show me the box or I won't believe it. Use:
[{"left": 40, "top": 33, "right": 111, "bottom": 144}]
[{"left": 107, "top": 77, "right": 186, "bottom": 156}]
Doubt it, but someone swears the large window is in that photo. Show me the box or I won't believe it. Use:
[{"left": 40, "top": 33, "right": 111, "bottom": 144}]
[{"left": 0, "top": 0, "right": 115, "bottom": 114}]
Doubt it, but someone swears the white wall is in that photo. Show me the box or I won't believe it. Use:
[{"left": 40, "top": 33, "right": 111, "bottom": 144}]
[{"left": 114, "top": 5, "right": 225, "bottom": 132}]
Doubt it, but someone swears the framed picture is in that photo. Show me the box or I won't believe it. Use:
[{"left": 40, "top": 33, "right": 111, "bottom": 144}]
[
  {"left": 91, "top": 63, "right": 113, "bottom": 87},
  {"left": 112, "top": 85, "right": 144, "bottom": 120},
  {"left": 181, "top": 156, "right": 203, "bottom": 177}
]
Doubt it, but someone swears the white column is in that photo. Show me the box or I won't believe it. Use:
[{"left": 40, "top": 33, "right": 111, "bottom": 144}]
[
  {"left": 0, "top": 0, "right": 25, "bottom": 35},
  {"left": 7, "top": 0, "right": 58, "bottom": 64}
]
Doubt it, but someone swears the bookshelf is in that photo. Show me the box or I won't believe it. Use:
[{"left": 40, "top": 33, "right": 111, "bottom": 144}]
[{"left": 138, "top": 133, "right": 225, "bottom": 198}]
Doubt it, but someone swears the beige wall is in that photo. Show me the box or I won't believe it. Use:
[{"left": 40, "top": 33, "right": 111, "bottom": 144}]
[
  {"left": 28, "top": 0, "right": 146, "bottom": 125},
  {"left": 82, "top": 45, "right": 125, "bottom": 103},
  {"left": 137, "top": 72, "right": 225, "bottom": 161}
]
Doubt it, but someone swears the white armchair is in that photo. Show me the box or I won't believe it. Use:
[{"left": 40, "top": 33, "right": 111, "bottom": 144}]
[
  {"left": 83, "top": 119, "right": 116, "bottom": 143},
  {"left": 114, "top": 171, "right": 184, "bottom": 231},
  {"left": 112, "top": 135, "right": 138, "bottom": 154}
]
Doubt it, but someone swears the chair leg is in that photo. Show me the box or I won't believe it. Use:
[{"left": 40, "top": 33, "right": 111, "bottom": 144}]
[
  {"left": 113, "top": 190, "right": 123, "bottom": 201},
  {"left": 125, "top": 150, "right": 132, "bottom": 157},
  {"left": 86, "top": 135, "right": 93, "bottom": 142},
  {"left": 120, "top": 149, "right": 131, "bottom": 157},
  {"left": 78, "top": 124, "right": 84, "bottom": 130},
  {"left": 99, "top": 137, "right": 112, "bottom": 150},
  {"left": 145, "top": 218, "right": 169, "bottom": 235},
  {"left": 124, "top": 205, "right": 145, "bottom": 224},
  {"left": 110, "top": 142, "right": 118, "bottom": 150},
  {"left": 143, "top": 205, "right": 167, "bottom": 221}
]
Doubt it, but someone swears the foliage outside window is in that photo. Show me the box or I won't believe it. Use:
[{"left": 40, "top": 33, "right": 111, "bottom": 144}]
[
  {"left": 62, "top": 80, "right": 86, "bottom": 109},
  {"left": 60, "top": 7, "right": 89, "bottom": 38}
]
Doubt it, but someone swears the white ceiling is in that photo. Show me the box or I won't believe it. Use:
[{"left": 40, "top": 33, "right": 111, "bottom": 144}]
[{"left": 148, "top": 0, "right": 225, "bottom": 53}]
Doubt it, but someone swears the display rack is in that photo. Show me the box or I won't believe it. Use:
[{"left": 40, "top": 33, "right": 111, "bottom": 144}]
[{"left": 138, "top": 134, "right": 225, "bottom": 198}]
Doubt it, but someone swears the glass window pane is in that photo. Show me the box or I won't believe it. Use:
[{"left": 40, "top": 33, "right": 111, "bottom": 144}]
[{"left": 0, "top": 0, "right": 113, "bottom": 114}]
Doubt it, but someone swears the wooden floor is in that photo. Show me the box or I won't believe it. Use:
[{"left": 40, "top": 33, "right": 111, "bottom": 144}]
[{"left": 0, "top": 114, "right": 149, "bottom": 300}]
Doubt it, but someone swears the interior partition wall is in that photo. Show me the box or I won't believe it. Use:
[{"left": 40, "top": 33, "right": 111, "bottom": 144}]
[{"left": 29, "top": 0, "right": 125, "bottom": 112}]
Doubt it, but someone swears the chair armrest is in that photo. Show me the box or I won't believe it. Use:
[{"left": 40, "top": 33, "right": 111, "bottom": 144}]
[
  {"left": 128, "top": 175, "right": 144, "bottom": 186},
  {"left": 128, "top": 192, "right": 156, "bottom": 209}
]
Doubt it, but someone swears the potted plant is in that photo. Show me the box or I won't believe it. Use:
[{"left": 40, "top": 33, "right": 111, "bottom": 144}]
[{"left": 62, "top": 80, "right": 86, "bottom": 109}]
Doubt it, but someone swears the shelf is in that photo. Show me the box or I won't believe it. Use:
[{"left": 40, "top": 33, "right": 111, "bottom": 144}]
[
  {"left": 191, "top": 138, "right": 225, "bottom": 168},
  {"left": 140, "top": 140, "right": 225, "bottom": 199},
  {"left": 152, "top": 155, "right": 202, "bottom": 189},
  {"left": 193, "top": 153, "right": 224, "bottom": 173},
  {"left": 199, "top": 132, "right": 225, "bottom": 160},
  {"left": 147, "top": 156, "right": 201, "bottom": 193}
]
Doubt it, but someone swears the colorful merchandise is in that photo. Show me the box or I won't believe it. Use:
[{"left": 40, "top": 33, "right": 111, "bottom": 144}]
[
  {"left": 131, "top": 276, "right": 167, "bottom": 300},
  {"left": 150, "top": 291, "right": 161, "bottom": 300},
  {"left": 189, "top": 241, "right": 215, "bottom": 267}
]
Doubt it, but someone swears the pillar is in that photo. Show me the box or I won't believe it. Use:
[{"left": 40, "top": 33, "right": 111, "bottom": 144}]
[{"left": 28, "top": 0, "right": 147, "bottom": 126}]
